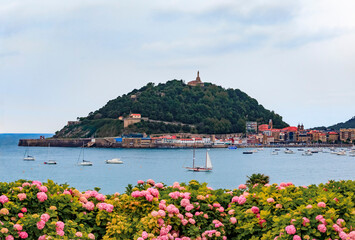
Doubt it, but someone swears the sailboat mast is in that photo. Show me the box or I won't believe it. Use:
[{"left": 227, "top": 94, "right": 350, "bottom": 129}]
[
  {"left": 205, "top": 150, "right": 207, "bottom": 168},
  {"left": 193, "top": 146, "right": 195, "bottom": 168}
]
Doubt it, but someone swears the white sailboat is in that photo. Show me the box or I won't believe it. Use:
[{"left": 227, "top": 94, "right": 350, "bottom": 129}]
[
  {"left": 77, "top": 144, "right": 92, "bottom": 166},
  {"left": 44, "top": 143, "right": 57, "bottom": 165},
  {"left": 23, "top": 144, "right": 35, "bottom": 161},
  {"left": 184, "top": 148, "right": 212, "bottom": 172}
]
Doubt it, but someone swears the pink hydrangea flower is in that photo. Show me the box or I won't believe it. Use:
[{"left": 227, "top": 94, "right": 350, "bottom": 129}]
[
  {"left": 293, "top": 235, "right": 301, "bottom": 240},
  {"left": 37, "top": 192, "right": 47, "bottom": 202},
  {"left": 38, "top": 186, "right": 48, "bottom": 193},
  {"left": 88, "top": 233, "right": 95, "bottom": 239},
  {"left": 230, "top": 217, "right": 237, "bottom": 224},
  {"left": 5, "top": 236, "right": 14, "bottom": 240},
  {"left": 14, "top": 224, "right": 23, "bottom": 231},
  {"left": 267, "top": 198, "right": 275, "bottom": 203},
  {"left": 56, "top": 230, "right": 64, "bottom": 236},
  {"left": 285, "top": 225, "right": 296, "bottom": 235},
  {"left": 151, "top": 211, "right": 159, "bottom": 217},
  {"left": 318, "top": 224, "right": 327, "bottom": 233},
  {"left": 189, "top": 218, "right": 196, "bottom": 224},
  {"left": 147, "top": 179, "right": 155, "bottom": 185},
  {"left": 238, "top": 184, "right": 247, "bottom": 189},
  {"left": 276, "top": 204, "right": 282, "bottom": 209},
  {"left": 38, "top": 235, "right": 46, "bottom": 240},
  {"left": 137, "top": 180, "right": 144, "bottom": 184},
  {"left": 75, "top": 232, "right": 83, "bottom": 237},
  {"left": 41, "top": 213, "right": 50, "bottom": 222},
  {"left": 251, "top": 206, "right": 259, "bottom": 214},
  {"left": 237, "top": 196, "right": 246, "bottom": 205},
  {"left": 155, "top": 183, "right": 164, "bottom": 188},
  {"left": 336, "top": 219, "right": 345, "bottom": 226},
  {"left": 17, "top": 193, "right": 26, "bottom": 201},
  {"left": 18, "top": 213, "right": 24, "bottom": 218},
  {"left": 317, "top": 202, "right": 326, "bottom": 208},
  {"left": 85, "top": 201, "right": 95, "bottom": 211},
  {"left": 21, "top": 207, "right": 27, "bottom": 213},
  {"left": 306, "top": 204, "right": 313, "bottom": 209},
  {"left": 18, "top": 231, "right": 28, "bottom": 239},
  {"left": 37, "top": 220, "right": 45, "bottom": 230},
  {"left": 55, "top": 221, "right": 65, "bottom": 230},
  {"left": 142, "top": 231, "right": 148, "bottom": 239},
  {"left": 0, "top": 195, "right": 9, "bottom": 204},
  {"left": 95, "top": 194, "right": 106, "bottom": 201}
]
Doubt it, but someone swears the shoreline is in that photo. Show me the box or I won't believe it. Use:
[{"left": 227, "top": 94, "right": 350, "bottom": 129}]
[{"left": 18, "top": 138, "right": 352, "bottom": 149}]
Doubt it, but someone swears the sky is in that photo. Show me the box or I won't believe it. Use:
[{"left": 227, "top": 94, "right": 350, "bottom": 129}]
[{"left": 1, "top": 0, "right": 355, "bottom": 133}]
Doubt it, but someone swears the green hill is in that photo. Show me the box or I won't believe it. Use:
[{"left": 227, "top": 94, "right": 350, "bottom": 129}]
[
  {"left": 328, "top": 116, "right": 355, "bottom": 130},
  {"left": 54, "top": 80, "right": 288, "bottom": 138}
]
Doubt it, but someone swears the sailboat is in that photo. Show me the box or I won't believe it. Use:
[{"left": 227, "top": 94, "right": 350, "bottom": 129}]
[
  {"left": 77, "top": 143, "right": 93, "bottom": 166},
  {"left": 184, "top": 148, "right": 212, "bottom": 172},
  {"left": 44, "top": 143, "right": 57, "bottom": 165},
  {"left": 23, "top": 144, "right": 35, "bottom": 161}
]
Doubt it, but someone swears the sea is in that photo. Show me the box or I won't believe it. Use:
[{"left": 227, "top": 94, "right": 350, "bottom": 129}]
[{"left": 0, "top": 134, "right": 354, "bottom": 194}]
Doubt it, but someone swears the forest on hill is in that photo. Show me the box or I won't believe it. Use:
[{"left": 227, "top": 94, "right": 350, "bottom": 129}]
[
  {"left": 312, "top": 116, "right": 355, "bottom": 130},
  {"left": 55, "top": 80, "right": 288, "bottom": 138}
]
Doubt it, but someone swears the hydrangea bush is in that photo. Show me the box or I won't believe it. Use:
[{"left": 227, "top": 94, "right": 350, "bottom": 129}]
[{"left": 0, "top": 179, "right": 354, "bottom": 239}]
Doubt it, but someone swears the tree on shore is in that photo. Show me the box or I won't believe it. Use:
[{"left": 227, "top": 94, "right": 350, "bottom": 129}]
[{"left": 246, "top": 173, "right": 270, "bottom": 186}]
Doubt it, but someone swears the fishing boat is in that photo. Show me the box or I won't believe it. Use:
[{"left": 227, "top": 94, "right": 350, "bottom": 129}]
[
  {"left": 184, "top": 148, "right": 212, "bottom": 172},
  {"left": 77, "top": 144, "right": 93, "bottom": 166},
  {"left": 105, "top": 158, "right": 123, "bottom": 164}
]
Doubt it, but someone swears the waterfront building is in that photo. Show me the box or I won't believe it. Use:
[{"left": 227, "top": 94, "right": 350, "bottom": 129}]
[
  {"left": 327, "top": 132, "right": 339, "bottom": 143},
  {"left": 340, "top": 128, "right": 355, "bottom": 142}
]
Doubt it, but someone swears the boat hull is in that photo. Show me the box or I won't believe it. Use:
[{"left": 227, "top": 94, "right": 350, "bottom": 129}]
[{"left": 184, "top": 167, "right": 212, "bottom": 172}]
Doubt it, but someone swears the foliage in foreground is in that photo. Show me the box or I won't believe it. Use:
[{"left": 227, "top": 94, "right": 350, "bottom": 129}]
[{"left": 0, "top": 179, "right": 354, "bottom": 239}]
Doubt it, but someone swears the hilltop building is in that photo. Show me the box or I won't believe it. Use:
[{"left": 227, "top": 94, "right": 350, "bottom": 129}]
[
  {"left": 123, "top": 113, "right": 142, "bottom": 128},
  {"left": 188, "top": 71, "right": 204, "bottom": 87}
]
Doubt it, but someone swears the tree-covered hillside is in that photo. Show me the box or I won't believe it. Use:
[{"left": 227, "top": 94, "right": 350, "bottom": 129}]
[
  {"left": 55, "top": 80, "right": 288, "bottom": 137},
  {"left": 328, "top": 116, "right": 355, "bottom": 130}
]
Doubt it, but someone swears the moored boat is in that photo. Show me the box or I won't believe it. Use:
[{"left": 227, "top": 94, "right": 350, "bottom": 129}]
[{"left": 105, "top": 158, "right": 123, "bottom": 164}]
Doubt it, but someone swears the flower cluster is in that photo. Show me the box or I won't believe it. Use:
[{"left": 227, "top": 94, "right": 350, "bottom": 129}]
[{"left": 0, "top": 179, "right": 354, "bottom": 239}]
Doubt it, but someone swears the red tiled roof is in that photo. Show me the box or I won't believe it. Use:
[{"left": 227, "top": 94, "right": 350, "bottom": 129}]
[
  {"left": 328, "top": 132, "right": 338, "bottom": 135},
  {"left": 282, "top": 126, "right": 298, "bottom": 132}
]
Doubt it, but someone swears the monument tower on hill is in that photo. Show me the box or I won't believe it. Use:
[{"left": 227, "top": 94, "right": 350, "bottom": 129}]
[{"left": 188, "top": 71, "right": 204, "bottom": 87}]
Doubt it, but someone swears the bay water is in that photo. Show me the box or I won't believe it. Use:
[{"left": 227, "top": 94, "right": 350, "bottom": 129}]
[{"left": 0, "top": 134, "right": 354, "bottom": 194}]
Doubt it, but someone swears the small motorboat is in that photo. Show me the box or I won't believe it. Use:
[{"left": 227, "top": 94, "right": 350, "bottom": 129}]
[
  {"left": 44, "top": 160, "right": 57, "bottom": 165},
  {"left": 271, "top": 151, "right": 278, "bottom": 155},
  {"left": 302, "top": 150, "right": 312, "bottom": 156},
  {"left": 105, "top": 158, "right": 123, "bottom": 164},
  {"left": 228, "top": 146, "right": 237, "bottom": 149},
  {"left": 284, "top": 149, "right": 294, "bottom": 154},
  {"left": 336, "top": 151, "right": 346, "bottom": 156},
  {"left": 243, "top": 151, "right": 253, "bottom": 154}
]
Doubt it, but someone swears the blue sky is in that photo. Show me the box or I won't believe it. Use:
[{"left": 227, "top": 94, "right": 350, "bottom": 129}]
[{"left": 1, "top": 0, "right": 355, "bottom": 133}]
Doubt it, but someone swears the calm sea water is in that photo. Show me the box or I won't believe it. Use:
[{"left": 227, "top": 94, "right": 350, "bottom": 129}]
[{"left": 0, "top": 134, "right": 354, "bottom": 194}]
